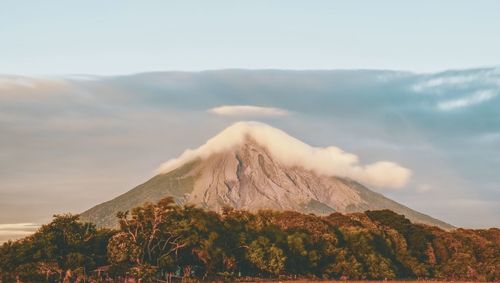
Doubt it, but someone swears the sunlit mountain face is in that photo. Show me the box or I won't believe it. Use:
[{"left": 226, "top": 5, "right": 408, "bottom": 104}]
[{"left": 1, "top": 68, "right": 499, "bottom": 240}]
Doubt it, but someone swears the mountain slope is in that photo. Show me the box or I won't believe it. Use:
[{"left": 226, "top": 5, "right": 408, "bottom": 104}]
[{"left": 81, "top": 122, "right": 453, "bottom": 230}]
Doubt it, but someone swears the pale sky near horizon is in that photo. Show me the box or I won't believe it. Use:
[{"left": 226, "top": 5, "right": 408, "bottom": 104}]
[{"left": 1, "top": 0, "right": 500, "bottom": 75}]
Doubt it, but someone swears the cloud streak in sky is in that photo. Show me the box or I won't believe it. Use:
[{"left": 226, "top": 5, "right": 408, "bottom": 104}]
[
  {"left": 438, "top": 90, "right": 497, "bottom": 110},
  {"left": 411, "top": 69, "right": 500, "bottom": 93},
  {"left": 209, "top": 105, "right": 290, "bottom": 117},
  {"left": 0, "top": 75, "right": 71, "bottom": 102}
]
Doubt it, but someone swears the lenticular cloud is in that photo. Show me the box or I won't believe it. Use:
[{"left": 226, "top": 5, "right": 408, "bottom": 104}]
[
  {"left": 209, "top": 105, "right": 290, "bottom": 116},
  {"left": 156, "top": 121, "right": 411, "bottom": 189}
]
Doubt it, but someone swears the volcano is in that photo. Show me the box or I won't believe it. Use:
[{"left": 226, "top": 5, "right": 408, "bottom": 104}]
[{"left": 81, "top": 122, "right": 453, "bottom": 230}]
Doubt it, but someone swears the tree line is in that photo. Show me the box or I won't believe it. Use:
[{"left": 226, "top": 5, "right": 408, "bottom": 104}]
[{"left": 0, "top": 197, "right": 498, "bottom": 282}]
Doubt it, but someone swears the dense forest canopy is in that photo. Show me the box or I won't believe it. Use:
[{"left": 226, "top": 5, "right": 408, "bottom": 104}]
[{"left": 1, "top": 197, "right": 498, "bottom": 282}]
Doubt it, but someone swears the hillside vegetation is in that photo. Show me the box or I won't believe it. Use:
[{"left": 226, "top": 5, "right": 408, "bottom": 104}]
[{"left": 1, "top": 197, "right": 498, "bottom": 282}]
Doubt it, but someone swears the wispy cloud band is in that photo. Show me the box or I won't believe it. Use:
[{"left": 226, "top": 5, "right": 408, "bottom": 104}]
[
  {"left": 209, "top": 105, "right": 290, "bottom": 117},
  {"left": 438, "top": 90, "right": 497, "bottom": 111}
]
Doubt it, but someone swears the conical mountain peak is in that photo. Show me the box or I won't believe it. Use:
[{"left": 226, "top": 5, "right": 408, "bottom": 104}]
[{"left": 81, "top": 122, "right": 452, "bottom": 230}]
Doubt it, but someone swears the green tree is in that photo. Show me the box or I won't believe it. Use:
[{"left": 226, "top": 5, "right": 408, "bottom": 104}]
[{"left": 247, "top": 236, "right": 286, "bottom": 276}]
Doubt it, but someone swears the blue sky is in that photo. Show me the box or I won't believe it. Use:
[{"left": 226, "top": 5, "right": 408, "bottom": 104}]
[{"left": 1, "top": 0, "right": 499, "bottom": 75}]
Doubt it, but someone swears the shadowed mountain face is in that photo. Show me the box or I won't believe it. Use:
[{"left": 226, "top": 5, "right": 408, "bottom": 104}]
[{"left": 81, "top": 135, "right": 453, "bottom": 230}]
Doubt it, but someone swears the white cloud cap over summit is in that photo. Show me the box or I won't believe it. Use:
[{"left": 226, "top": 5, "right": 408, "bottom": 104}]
[
  {"left": 156, "top": 121, "right": 411, "bottom": 189},
  {"left": 209, "top": 105, "right": 290, "bottom": 116}
]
